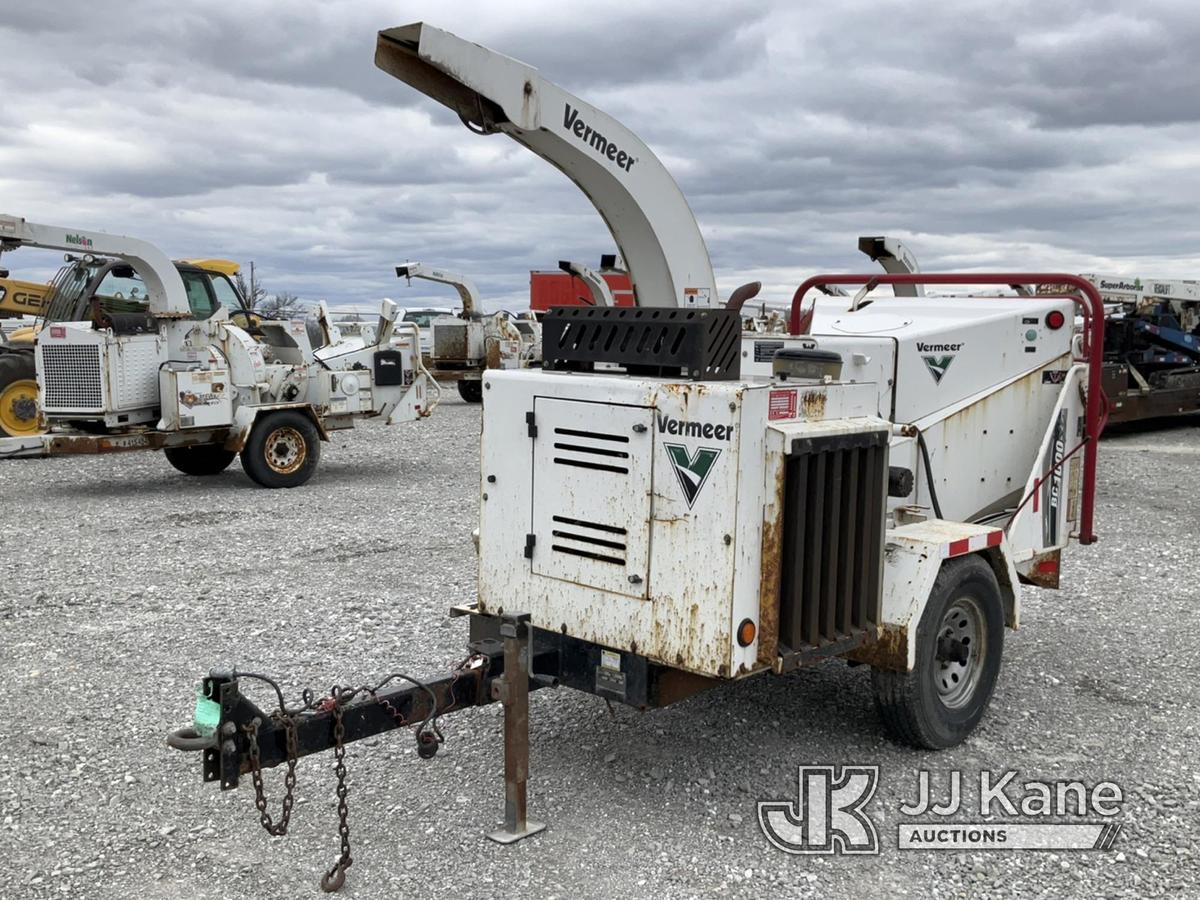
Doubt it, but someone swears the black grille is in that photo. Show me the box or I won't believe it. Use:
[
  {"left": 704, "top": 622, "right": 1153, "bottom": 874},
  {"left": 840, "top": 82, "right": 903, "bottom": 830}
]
[
  {"left": 541, "top": 306, "right": 741, "bottom": 381},
  {"left": 779, "top": 431, "right": 888, "bottom": 650}
]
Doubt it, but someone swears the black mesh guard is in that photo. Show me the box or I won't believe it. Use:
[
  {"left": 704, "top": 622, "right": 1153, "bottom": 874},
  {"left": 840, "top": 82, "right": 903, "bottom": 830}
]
[{"left": 541, "top": 306, "right": 741, "bottom": 381}]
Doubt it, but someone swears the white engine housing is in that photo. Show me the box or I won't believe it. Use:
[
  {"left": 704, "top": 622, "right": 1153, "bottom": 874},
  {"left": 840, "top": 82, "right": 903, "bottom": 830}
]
[
  {"left": 478, "top": 370, "right": 882, "bottom": 678},
  {"left": 36, "top": 323, "right": 164, "bottom": 426}
]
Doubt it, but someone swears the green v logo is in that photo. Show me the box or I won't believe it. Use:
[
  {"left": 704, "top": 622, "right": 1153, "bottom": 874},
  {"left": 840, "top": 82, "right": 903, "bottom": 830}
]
[
  {"left": 922, "top": 354, "right": 954, "bottom": 384},
  {"left": 664, "top": 443, "right": 721, "bottom": 508}
]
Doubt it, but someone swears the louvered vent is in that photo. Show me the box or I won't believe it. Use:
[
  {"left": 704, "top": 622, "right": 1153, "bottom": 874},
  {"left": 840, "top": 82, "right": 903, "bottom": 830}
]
[
  {"left": 551, "top": 426, "right": 631, "bottom": 474},
  {"left": 549, "top": 514, "right": 628, "bottom": 566},
  {"left": 779, "top": 431, "right": 888, "bottom": 651}
]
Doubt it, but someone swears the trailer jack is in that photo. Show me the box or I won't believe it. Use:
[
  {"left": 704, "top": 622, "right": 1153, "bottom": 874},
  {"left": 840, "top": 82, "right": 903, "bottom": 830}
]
[
  {"left": 489, "top": 613, "right": 546, "bottom": 844},
  {"left": 166, "top": 611, "right": 554, "bottom": 891}
]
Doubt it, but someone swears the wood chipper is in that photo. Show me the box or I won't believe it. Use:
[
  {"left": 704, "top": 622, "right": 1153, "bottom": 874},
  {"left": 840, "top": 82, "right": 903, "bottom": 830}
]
[
  {"left": 166, "top": 22, "right": 1107, "bottom": 891},
  {"left": 0, "top": 217, "right": 438, "bottom": 486},
  {"left": 395, "top": 262, "right": 542, "bottom": 403}
]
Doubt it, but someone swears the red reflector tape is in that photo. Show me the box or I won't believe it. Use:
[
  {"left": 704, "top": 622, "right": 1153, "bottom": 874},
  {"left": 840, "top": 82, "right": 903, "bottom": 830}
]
[{"left": 943, "top": 530, "right": 1004, "bottom": 558}]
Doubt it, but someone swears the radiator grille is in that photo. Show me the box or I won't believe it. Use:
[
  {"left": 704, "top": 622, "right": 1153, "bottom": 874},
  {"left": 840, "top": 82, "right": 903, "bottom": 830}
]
[
  {"left": 779, "top": 431, "right": 888, "bottom": 650},
  {"left": 40, "top": 345, "right": 103, "bottom": 410}
]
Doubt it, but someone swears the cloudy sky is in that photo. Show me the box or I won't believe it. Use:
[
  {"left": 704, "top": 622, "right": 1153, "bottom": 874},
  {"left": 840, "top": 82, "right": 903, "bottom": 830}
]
[{"left": 2, "top": 1, "right": 1198, "bottom": 311}]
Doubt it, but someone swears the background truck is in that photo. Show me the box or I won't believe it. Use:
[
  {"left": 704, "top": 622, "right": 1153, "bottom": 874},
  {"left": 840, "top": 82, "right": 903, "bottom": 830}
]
[
  {"left": 0, "top": 271, "right": 52, "bottom": 436},
  {"left": 1069, "top": 275, "right": 1200, "bottom": 424},
  {"left": 0, "top": 216, "right": 436, "bottom": 486}
]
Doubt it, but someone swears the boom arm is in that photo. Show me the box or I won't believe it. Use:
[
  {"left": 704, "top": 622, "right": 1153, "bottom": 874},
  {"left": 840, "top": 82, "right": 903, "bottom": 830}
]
[
  {"left": 0, "top": 215, "right": 191, "bottom": 318},
  {"left": 375, "top": 23, "right": 718, "bottom": 309},
  {"left": 395, "top": 262, "right": 482, "bottom": 316},
  {"left": 857, "top": 236, "right": 924, "bottom": 297},
  {"left": 558, "top": 260, "right": 615, "bottom": 307}
]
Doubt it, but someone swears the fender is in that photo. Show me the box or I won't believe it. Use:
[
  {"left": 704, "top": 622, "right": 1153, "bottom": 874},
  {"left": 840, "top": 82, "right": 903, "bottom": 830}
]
[
  {"left": 223, "top": 403, "right": 330, "bottom": 452},
  {"left": 846, "top": 519, "right": 1020, "bottom": 672}
]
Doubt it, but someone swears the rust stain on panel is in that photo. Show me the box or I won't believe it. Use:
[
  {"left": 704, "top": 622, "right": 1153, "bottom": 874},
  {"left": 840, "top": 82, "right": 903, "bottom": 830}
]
[
  {"left": 800, "top": 390, "right": 827, "bottom": 419},
  {"left": 845, "top": 624, "right": 908, "bottom": 671},
  {"left": 756, "top": 466, "right": 786, "bottom": 668}
]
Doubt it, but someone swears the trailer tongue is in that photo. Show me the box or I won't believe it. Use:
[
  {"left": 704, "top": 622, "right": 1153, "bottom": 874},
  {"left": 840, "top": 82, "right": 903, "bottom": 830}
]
[{"left": 166, "top": 21, "right": 1107, "bottom": 892}]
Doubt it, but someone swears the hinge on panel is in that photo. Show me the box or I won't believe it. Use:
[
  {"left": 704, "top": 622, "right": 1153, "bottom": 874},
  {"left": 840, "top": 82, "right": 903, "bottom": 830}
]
[
  {"left": 525, "top": 411, "right": 537, "bottom": 438},
  {"left": 524, "top": 533, "right": 536, "bottom": 559}
]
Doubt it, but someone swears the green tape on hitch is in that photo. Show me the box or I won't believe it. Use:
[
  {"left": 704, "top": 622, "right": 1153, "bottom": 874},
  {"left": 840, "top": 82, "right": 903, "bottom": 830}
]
[{"left": 193, "top": 690, "right": 222, "bottom": 738}]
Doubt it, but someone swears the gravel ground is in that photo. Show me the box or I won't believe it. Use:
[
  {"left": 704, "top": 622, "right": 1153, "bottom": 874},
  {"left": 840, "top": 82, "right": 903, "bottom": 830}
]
[{"left": 1, "top": 399, "right": 1197, "bottom": 900}]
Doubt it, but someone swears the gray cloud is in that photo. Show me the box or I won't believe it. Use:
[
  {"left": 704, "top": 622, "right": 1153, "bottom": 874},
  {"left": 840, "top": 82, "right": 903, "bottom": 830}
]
[{"left": 1, "top": 0, "right": 1198, "bottom": 314}]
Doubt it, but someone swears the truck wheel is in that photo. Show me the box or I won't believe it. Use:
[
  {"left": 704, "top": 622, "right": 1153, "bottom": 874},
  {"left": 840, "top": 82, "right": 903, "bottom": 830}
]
[
  {"left": 0, "top": 353, "right": 42, "bottom": 437},
  {"left": 457, "top": 379, "right": 483, "bottom": 403},
  {"left": 164, "top": 444, "right": 237, "bottom": 476},
  {"left": 871, "top": 555, "right": 1004, "bottom": 749},
  {"left": 240, "top": 411, "right": 321, "bottom": 488}
]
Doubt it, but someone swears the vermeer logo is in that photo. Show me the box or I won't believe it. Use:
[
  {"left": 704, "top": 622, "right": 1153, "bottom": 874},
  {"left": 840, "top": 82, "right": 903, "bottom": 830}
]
[
  {"left": 656, "top": 413, "right": 734, "bottom": 441},
  {"left": 664, "top": 443, "right": 721, "bottom": 508},
  {"left": 922, "top": 354, "right": 954, "bottom": 383},
  {"left": 563, "top": 104, "right": 636, "bottom": 171},
  {"left": 916, "top": 343, "right": 961, "bottom": 384}
]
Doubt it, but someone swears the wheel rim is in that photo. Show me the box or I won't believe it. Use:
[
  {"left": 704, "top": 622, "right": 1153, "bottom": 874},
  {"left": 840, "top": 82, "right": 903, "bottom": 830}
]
[
  {"left": 934, "top": 595, "right": 986, "bottom": 709},
  {"left": 263, "top": 426, "right": 306, "bottom": 475},
  {"left": 0, "top": 379, "right": 42, "bottom": 436}
]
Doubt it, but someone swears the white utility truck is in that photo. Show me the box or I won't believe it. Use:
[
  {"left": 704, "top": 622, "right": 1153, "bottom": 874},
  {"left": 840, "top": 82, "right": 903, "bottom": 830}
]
[
  {"left": 395, "top": 262, "right": 541, "bottom": 402},
  {"left": 0, "top": 217, "right": 435, "bottom": 486},
  {"left": 166, "top": 22, "right": 1106, "bottom": 890}
]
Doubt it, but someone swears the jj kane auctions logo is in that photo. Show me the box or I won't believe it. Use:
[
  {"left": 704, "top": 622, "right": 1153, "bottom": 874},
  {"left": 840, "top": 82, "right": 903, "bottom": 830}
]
[{"left": 759, "top": 766, "right": 1125, "bottom": 854}]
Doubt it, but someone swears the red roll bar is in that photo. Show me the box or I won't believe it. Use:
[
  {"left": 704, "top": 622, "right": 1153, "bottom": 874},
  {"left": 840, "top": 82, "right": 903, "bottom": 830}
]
[{"left": 787, "top": 273, "right": 1105, "bottom": 545}]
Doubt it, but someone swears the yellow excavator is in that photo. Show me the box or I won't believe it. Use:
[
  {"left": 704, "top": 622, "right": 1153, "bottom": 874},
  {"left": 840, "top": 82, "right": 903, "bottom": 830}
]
[{"left": 0, "top": 255, "right": 250, "bottom": 437}]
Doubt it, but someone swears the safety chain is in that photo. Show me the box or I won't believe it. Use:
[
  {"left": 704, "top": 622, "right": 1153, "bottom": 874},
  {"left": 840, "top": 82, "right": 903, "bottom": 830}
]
[
  {"left": 233, "top": 659, "right": 489, "bottom": 891},
  {"left": 320, "top": 703, "right": 353, "bottom": 893},
  {"left": 246, "top": 714, "right": 299, "bottom": 836}
]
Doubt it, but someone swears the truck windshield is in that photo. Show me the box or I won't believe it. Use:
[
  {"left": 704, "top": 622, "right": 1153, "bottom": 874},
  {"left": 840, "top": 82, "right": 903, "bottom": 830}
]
[
  {"left": 207, "top": 274, "right": 245, "bottom": 313},
  {"left": 40, "top": 260, "right": 102, "bottom": 323}
]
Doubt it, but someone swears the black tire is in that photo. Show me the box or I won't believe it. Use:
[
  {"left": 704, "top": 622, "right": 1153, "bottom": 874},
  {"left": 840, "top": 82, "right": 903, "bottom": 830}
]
[
  {"left": 871, "top": 554, "right": 1004, "bottom": 749},
  {"left": 0, "top": 351, "right": 41, "bottom": 438},
  {"left": 457, "top": 379, "right": 483, "bottom": 403},
  {"left": 164, "top": 444, "right": 237, "bottom": 476},
  {"left": 239, "top": 410, "right": 321, "bottom": 488}
]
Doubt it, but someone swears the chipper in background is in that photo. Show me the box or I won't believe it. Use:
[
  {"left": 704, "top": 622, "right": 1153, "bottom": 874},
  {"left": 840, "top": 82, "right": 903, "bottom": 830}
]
[
  {"left": 0, "top": 217, "right": 438, "bottom": 486},
  {"left": 394, "top": 261, "right": 542, "bottom": 403},
  {"left": 166, "top": 22, "right": 1107, "bottom": 890}
]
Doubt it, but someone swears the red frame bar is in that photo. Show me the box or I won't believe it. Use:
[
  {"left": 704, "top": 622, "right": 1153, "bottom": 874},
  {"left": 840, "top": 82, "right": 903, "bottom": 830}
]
[{"left": 786, "top": 272, "right": 1104, "bottom": 545}]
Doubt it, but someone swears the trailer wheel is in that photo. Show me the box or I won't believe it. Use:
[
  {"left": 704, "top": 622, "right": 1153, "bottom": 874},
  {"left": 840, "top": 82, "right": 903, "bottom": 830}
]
[
  {"left": 0, "top": 353, "right": 42, "bottom": 437},
  {"left": 457, "top": 379, "right": 483, "bottom": 403},
  {"left": 871, "top": 554, "right": 1004, "bottom": 749},
  {"left": 240, "top": 411, "right": 321, "bottom": 488},
  {"left": 164, "top": 444, "right": 237, "bottom": 476}
]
